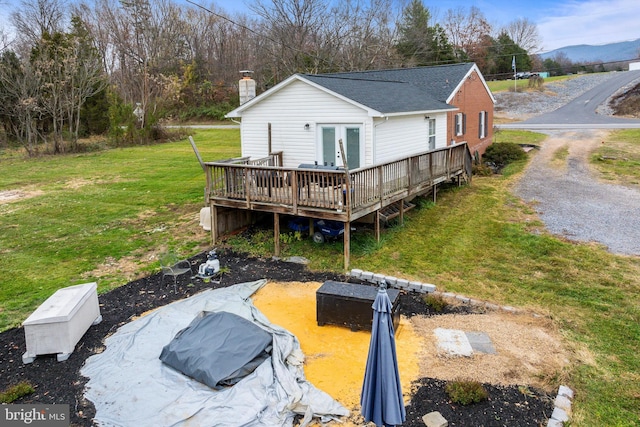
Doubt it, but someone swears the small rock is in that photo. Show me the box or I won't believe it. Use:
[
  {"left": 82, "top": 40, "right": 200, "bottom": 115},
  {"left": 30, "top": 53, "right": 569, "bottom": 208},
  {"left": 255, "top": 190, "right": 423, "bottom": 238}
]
[
  {"left": 284, "top": 256, "right": 309, "bottom": 264},
  {"left": 554, "top": 394, "right": 572, "bottom": 414},
  {"left": 350, "top": 268, "right": 363, "bottom": 278},
  {"left": 558, "top": 385, "right": 574, "bottom": 399},
  {"left": 422, "top": 411, "right": 448, "bottom": 427},
  {"left": 551, "top": 407, "right": 569, "bottom": 423}
]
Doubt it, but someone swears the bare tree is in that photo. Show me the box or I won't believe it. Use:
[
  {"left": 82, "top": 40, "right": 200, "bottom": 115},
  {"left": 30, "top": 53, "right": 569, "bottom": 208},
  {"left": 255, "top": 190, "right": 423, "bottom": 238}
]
[
  {"left": 325, "top": 0, "right": 400, "bottom": 71},
  {"left": 250, "top": 0, "right": 330, "bottom": 78},
  {"left": 10, "top": 0, "right": 67, "bottom": 54},
  {"left": 442, "top": 6, "right": 493, "bottom": 62},
  {"left": 0, "top": 52, "right": 46, "bottom": 155},
  {"left": 505, "top": 17, "right": 541, "bottom": 53}
]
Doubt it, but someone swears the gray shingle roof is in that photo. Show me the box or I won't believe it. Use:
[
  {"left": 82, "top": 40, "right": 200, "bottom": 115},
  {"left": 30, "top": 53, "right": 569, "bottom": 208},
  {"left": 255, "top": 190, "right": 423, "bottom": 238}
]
[{"left": 301, "top": 63, "right": 475, "bottom": 114}]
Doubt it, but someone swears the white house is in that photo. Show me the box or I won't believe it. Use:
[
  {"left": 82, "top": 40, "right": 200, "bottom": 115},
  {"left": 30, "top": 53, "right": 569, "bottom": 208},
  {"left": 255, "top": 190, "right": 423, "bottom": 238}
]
[{"left": 226, "top": 62, "right": 495, "bottom": 170}]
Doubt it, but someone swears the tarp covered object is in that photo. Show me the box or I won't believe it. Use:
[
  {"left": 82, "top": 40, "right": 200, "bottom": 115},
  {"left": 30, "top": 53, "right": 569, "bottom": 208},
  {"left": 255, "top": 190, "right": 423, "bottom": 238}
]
[
  {"left": 81, "top": 280, "right": 349, "bottom": 426},
  {"left": 160, "top": 311, "right": 273, "bottom": 389}
]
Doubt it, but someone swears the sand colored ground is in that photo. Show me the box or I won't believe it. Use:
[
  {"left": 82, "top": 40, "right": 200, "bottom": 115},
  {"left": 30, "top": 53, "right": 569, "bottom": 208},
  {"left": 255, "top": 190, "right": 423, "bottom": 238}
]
[
  {"left": 412, "top": 313, "right": 569, "bottom": 390},
  {"left": 252, "top": 281, "right": 422, "bottom": 416},
  {"left": 252, "top": 281, "right": 571, "bottom": 425}
]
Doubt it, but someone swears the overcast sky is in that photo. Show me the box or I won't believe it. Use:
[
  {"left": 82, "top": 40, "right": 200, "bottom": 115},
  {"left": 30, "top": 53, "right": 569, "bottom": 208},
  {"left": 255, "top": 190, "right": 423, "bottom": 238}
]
[
  {"left": 1, "top": 0, "right": 638, "bottom": 53},
  {"left": 212, "top": 0, "right": 640, "bottom": 52}
]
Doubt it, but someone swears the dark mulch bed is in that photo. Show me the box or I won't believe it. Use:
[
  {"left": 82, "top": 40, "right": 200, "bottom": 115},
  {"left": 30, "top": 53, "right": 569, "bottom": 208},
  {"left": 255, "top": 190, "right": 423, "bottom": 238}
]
[{"left": 0, "top": 249, "right": 554, "bottom": 426}]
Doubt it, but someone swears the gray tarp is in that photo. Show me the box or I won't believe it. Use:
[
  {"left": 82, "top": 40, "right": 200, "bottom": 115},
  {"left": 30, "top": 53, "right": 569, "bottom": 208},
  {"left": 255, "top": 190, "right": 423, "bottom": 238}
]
[
  {"left": 159, "top": 311, "right": 273, "bottom": 389},
  {"left": 81, "top": 280, "right": 349, "bottom": 426}
]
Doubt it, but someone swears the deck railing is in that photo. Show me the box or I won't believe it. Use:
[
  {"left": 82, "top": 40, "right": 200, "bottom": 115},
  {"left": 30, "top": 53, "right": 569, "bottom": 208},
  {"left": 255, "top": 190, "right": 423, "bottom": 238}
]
[{"left": 205, "top": 143, "right": 471, "bottom": 219}]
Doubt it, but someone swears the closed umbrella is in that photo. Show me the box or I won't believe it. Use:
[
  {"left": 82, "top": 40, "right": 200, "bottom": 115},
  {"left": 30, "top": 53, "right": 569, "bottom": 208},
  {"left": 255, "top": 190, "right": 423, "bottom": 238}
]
[{"left": 360, "top": 282, "right": 406, "bottom": 427}]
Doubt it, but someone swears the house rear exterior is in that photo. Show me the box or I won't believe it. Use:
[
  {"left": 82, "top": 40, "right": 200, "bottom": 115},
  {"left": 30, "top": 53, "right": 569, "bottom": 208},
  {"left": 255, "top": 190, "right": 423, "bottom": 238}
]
[
  {"left": 226, "top": 62, "right": 495, "bottom": 168},
  {"left": 209, "top": 63, "right": 494, "bottom": 267}
]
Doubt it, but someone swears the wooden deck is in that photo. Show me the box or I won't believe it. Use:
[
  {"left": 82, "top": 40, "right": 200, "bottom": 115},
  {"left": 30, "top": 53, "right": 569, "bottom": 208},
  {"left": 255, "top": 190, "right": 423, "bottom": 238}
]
[{"left": 203, "top": 143, "right": 473, "bottom": 268}]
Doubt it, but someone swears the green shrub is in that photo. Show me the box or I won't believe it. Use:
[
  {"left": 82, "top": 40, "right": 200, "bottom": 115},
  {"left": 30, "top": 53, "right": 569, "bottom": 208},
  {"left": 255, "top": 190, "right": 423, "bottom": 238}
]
[
  {"left": 483, "top": 142, "right": 527, "bottom": 169},
  {"left": 445, "top": 380, "right": 489, "bottom": 405},
  {"left": 472, "top": 163, "right": 493, "bottom": 176},
  {"left": 0, "top": 381, "right": 35, "bottom": 403},
  {"left": 424, "top": 293, "right": 447, "bottom": 312}
]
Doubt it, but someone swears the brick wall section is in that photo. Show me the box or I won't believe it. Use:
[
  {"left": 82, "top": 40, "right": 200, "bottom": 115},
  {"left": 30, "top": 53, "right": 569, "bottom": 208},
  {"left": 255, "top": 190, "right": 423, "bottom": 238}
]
[{"left": 446, "top": 70, "right": 494, "bottom": 158}]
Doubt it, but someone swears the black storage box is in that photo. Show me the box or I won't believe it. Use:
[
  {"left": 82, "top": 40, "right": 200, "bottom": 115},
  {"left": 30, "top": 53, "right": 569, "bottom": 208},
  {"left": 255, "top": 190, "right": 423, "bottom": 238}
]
[{"left": 316, "top": 281, "right": 401, "bottom": 332}]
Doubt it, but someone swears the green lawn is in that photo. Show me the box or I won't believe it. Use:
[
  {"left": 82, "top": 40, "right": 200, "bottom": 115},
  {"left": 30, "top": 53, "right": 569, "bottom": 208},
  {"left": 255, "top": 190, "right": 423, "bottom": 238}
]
[
  {"left": 487, "top": 75, "right": 577, "bottom": 93},
  {"left": 592, "top": 129, "right": 640, "bottom": 186},
  {"left": 0, "top": 129, "right": 239, "bottom": 329},
  {"left": 1, "top": 129, "right": 639, "bottom": 425}
]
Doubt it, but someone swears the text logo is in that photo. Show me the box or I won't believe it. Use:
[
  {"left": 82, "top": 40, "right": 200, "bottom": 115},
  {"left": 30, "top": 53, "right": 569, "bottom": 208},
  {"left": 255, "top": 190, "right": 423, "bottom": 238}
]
[{"left": 2, "top": 405, "right": 69, "bottom": 426}]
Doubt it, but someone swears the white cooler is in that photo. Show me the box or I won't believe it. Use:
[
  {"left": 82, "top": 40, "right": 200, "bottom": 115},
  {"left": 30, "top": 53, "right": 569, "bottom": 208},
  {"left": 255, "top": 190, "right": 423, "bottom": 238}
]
[{"left": 22, "top": 282, "right": 102, "bottom": 364}]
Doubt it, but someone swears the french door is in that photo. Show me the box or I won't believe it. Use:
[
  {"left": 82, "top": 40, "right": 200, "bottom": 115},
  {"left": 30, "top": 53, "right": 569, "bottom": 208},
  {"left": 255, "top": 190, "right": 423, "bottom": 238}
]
[{"left": 319, "top": 125, "right": 362, "bottom": 169}]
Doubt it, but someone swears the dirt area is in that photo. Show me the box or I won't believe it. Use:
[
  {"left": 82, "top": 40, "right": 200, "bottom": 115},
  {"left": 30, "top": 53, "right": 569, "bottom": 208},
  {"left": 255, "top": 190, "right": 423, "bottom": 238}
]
[
  {"left": 253, "top": 281, "right": 566, "bottom": 426},
  {"left": 610, "top": 82, "right": 640, "bottom": 118},
  {"left": 0, "top": 249, "right": 561, "bottom": 426},
  {"left": 0, "top": 189, "right": 43, "bottom": 204}
]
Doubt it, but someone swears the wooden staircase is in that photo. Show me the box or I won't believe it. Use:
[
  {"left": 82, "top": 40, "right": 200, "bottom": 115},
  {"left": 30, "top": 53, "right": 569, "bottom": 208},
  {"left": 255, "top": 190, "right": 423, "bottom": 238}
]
[{"left": 379, "top": 200, "right": 416, "bottom": 224}]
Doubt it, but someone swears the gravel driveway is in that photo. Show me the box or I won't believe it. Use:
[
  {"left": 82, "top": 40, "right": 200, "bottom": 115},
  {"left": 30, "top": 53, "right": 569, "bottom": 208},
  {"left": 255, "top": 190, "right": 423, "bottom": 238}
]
[
  {"left": 496, "top": 73, "right": 640, "bottom": 256},
  {"left": 513, "top": 130, "right": 640, "bottom": 255}
]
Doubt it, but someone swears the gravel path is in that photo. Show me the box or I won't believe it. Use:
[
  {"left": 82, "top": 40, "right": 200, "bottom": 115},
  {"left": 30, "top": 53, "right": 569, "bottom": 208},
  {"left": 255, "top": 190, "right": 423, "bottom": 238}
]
[{"left": 494, "top": 73, "right": 640, "bottom": 256}]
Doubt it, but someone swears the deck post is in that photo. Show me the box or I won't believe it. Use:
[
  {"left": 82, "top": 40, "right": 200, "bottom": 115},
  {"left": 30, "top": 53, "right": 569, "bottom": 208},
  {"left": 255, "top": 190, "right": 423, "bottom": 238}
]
[
  {"left": 274, "top": 212, "right": 280, "bottom": 257},
  {"left": 375, "top": 211, "right": 380, "bottom": 243},
  {"left": 399, "top": 199, "right": 405, "bottom": 225},
  {"left": 210, "top": 204, "right": 217, "bottom": 245},
  {"left": 344, "top": 220, "right": 351, "bottom": 270}
]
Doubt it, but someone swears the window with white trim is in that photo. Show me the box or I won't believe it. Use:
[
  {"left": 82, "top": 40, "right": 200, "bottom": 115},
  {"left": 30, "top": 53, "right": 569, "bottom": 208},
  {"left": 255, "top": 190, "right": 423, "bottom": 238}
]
[
  {"left": 455, "top": 112, "right": 465, "bottom": 136},
  {"left": 428, "top": 118, "right": 436, "bottom": 150},
  {"left": 479, "top": 111, "right": 488, "bottom": 138}
]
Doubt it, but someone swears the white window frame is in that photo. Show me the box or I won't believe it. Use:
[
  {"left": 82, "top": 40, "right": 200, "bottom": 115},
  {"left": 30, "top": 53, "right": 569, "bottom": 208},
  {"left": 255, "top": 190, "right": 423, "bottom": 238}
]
[
  {"left": 455, "top": 112, "right": 465, "bottom": 136},
  {"left": 428, "top": 118, "right": 436, "bottom": 150},
  {"left": 317, "top": 124, "right": 363, "bottom": 169},
  {"left": 479, "top": 111, "right": 487, "bottom": 138}
]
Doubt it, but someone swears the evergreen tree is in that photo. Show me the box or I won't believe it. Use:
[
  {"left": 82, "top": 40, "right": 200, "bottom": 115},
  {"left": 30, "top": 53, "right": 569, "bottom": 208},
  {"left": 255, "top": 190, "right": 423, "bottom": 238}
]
[
  {"left": 488, "top": 31, "right": 531, "bottom": 78},
  {"left": 395, "top": 0, "right": 455, "bottom": 66}
]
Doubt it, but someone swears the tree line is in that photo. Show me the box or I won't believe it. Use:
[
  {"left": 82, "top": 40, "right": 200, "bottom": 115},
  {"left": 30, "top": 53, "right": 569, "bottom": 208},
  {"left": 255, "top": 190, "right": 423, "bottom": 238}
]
[{"left": 0, "top": 0, "right": 590, "bottom": 155}]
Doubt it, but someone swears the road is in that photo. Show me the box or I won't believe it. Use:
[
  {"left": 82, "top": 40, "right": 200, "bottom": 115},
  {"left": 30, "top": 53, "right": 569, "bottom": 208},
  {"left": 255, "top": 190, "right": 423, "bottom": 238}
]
[{"left": 498, "top": 70, "right": 640, "bottom": 130}]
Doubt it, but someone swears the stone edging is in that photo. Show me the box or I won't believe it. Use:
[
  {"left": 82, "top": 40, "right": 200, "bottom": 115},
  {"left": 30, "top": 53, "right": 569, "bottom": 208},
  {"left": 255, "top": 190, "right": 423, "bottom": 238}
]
[
  {"left": 349, "top": 269, "right": 522, "bottom": 314},
  {"left": 547, "top": 385, "right": 574, "bottom": 427},
  {"left": 349, "top": 268, "right": 575, "bottom": 426}
]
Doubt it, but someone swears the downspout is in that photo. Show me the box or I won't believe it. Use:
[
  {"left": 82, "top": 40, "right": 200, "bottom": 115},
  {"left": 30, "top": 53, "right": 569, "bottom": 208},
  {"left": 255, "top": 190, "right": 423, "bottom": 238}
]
[{"left": 373, "top": 116, "right": 388, "bottom": 165}]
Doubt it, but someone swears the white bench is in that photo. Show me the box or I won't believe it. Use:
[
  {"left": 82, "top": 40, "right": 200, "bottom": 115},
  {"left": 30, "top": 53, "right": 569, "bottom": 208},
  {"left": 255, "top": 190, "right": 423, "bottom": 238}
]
[{"left": 22, "top": 282, "right": 102, "bottom": 364}]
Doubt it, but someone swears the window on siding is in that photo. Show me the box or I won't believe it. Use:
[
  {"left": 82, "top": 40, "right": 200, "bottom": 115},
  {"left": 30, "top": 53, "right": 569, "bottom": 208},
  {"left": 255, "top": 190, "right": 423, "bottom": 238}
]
[
  {"left": 429, "top": 119, "right": 436, "bottom": 150},
  {"left": 455, "top": 113, "right": 466, "bottom": 136},
  {"left": 478, "top": 111, "right": 488, "bottom": 138}
]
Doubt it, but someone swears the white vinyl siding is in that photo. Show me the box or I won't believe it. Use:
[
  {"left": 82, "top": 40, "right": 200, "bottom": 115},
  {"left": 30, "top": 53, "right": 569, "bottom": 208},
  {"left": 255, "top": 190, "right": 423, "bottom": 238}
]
[
  {"left": 240, "top": 80, "right": 372, "bottom": 168},
  {"left": 374, "top": 113, "right": 447, "bottom": 164}
]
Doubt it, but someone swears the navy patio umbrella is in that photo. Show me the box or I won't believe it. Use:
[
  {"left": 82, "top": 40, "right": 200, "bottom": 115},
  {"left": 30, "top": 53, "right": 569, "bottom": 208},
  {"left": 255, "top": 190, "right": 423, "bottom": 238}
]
[{"left": 360, "top": 283, "right": 406, "bottom": 427}]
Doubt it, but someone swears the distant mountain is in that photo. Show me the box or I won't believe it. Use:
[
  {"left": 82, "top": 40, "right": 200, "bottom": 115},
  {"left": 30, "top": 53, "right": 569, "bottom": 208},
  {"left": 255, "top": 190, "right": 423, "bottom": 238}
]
[{"left": 539, "top": 39, "right": 640, "bottom": 64}]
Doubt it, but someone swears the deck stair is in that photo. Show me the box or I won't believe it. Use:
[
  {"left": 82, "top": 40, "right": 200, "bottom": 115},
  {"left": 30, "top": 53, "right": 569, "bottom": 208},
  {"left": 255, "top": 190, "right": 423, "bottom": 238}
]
[{"left": 379, "top": 200, "right": 415, "bottom": 224}]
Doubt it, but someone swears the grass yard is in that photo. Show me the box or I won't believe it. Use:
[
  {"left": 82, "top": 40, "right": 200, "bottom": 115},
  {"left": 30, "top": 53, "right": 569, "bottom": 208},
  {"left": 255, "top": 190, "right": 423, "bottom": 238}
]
[
  {"left": 1, "top": 129, "right": 639, "bottom": 426},
  {"left": 487, "top": 75, "right": 577, "bottom": 93},
  {"left": 592, "top": 129, "right": 640, "bottom": 186},
  {"left": 493, "top": 128, "right": 547, "bottom": 146},
  {"left": 0, "top": 129, "right": 239, "bottom": 330}
]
